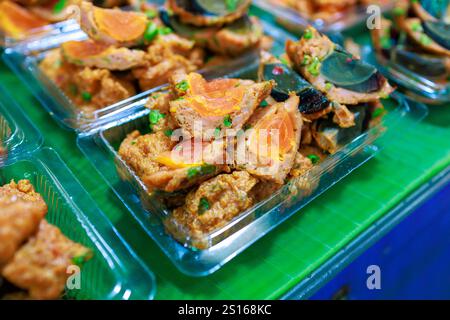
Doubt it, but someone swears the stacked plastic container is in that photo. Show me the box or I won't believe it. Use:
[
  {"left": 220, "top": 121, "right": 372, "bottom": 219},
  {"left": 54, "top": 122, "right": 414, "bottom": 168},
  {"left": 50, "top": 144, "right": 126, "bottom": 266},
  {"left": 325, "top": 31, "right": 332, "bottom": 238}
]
[{"left": 0, "top": 87, "right": 156, "bottom": 299}]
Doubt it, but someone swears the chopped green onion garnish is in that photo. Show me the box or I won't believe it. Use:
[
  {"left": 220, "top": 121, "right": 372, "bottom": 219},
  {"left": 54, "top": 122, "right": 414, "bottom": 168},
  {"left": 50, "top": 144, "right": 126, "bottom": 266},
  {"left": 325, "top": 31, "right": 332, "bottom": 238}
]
[
  {"left": 307, "top": 154, "right": 320, "bottom": 165},
  {"left": 158, "top": 27, "right": 172, "bottom": 35},
  {"left": 307, "top": 57, "right": 321, "bottom": 76},
  {"left": 303, "top": 29, "right": 313, "bottom": 40},
  {"left": 149, "top": 109, "right": 166, "bottom": 125},
  {"left": 198, "top": 197, "right": 210, "bottom": 215},
  {"left": 164, "top": 129, "right": 173, "bottom": 137},
  {"left": 223, "top": 115, "right": 232, "bottom": 127},
  {"left": 144, "top": 22, "right": 158, "bottom": 42},
  {"left": 53, "top": 0, "right": 67, "bottom": 14},
  {"left": 81, "top": 91, "right": 92, "bottom": 102},
  {"left": 145, "top": 9, "right": 158, "bottom": 19},
  {"left": 175, "top": 80, "right": 189, "bottom": 92}
]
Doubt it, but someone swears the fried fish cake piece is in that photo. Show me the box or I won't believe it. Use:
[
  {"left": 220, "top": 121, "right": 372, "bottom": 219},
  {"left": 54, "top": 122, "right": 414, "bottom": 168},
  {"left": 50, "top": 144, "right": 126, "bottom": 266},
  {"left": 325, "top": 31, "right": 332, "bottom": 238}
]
[
  {"left": 165, "top": 171, "right": 258, "bottom": 248},
  {"left": 118, "top": 130, "right": 177, "bottom": 178},
  {"left": 169, "top": 72, "right": 273, "bottom": 137},
  {"left": 237, "top": 94, "right": 302, "bottom": 184},
  {"left": 2, "top": 220, "right": 91, "bottom": 300},
  {"left": 39, "top": 50, "right": 136, "bottom": 113},
  {"left": 61, "top": 40, "right": 146, "bottom": 71},
  {"left": 132, "top": 34, "right": 204, "bottom": 91},
  {"left": 79, "top": 1, "right": 149, "bottom": 47},
  {"left": 0, "top": 180, "right": 47, "bottom": 266}
]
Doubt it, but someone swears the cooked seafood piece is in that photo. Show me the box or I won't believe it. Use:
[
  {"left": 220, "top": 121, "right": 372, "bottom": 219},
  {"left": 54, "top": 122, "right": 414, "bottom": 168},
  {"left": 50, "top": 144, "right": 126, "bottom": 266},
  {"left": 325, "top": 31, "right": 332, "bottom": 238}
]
[
  {"left": 312, "top": 103, "right": 369, "bottom": 154},
  {"left": 237, "top": 94, "right": 302, "bottom": 184},
  {"left": 169, "top": 72, "right": 273, "bottom": 137},
  {"left": 258, "top": 52, "right": 330, "bottom": 115},
  {"left": 0, "top": 1, "right": 47, "bottom": 39},
  {"left": 167, "top": 0, "right": 252, "bottom": 27},
  {"left": 79, "top": 1, "right": 150, "bottom": 47},
  {"left": 39, "top": 49, "right": 136, "bottom": 113},
  {"left": 161, "top": 11, "right": 263, "bottom": 56},
  {"left": 2, "top": 220, "right": 91, "bottom": 300},
  {"left": 399, "top": 18, "right": 450, "bottom": 57},
  {"left": 165, "top": 170, "right": 258, "bottom": 248},
  {"left": 372, "top": 16, "right": 450, "bottom": 79},
  {"left": 61, "top": 40, "right": 146, "bottom": 71},
  {"left": 286, "top": 27, "right": 394, "bottom": 105},
  {"left": 411, "top": 0, "right": 450, "bottom": 22},
  {"left": 132, "top": 34, "right": 204, "bottom": 91},
  {"left": 332, "top": 102, "right": 355, "bottom": 128},
  {"left": 118, "top": 125, "right": 228, "bottom": 192},
  {"left": 143, "top": 139, "right": 228, "bottom": 192},
  {"left": 0, "top": 180, "right": 48, "bottom": 266}
]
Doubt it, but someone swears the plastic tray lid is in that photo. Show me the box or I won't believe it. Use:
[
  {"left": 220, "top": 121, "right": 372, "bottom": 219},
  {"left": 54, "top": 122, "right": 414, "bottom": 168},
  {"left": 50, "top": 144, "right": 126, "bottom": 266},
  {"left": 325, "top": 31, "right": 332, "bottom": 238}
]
[{"left": 0, "top": 85, "right": 43, "bottom": 165}]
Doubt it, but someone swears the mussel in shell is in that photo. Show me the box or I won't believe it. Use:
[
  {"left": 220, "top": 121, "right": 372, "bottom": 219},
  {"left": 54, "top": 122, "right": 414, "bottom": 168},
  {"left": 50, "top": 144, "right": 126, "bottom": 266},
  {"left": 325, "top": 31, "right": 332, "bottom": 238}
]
[
  {"left": 321, "top": 49, "right": 385, "bottom": 93},
  {"left": 422, "top": 20, "right": 450, "bottom": 50},
  {"left": 261, "top": 63, "right": 330, "bottom": 114},
  {"left": 392, "top": 46, "right": 449, "bottom": 78},
  {"left": 418, "top": 0, "right": 450, "bottom": 20}
]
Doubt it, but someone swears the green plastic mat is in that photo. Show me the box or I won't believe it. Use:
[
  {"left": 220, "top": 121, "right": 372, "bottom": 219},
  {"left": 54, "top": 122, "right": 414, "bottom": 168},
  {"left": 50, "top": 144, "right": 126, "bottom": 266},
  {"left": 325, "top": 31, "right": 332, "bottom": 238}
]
[{"left": 1, "top": 24, "right": 449, "bottom": 298}]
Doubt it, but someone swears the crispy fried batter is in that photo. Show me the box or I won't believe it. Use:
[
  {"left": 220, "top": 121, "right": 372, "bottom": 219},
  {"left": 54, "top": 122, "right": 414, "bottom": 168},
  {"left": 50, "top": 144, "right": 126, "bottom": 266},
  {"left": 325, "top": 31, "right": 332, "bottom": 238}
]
[
  {"left": 2, "top": 220, "right": 91, "bottom": 300},
  {"left": 118, "top": 130, "right": 176, "bottom": 178},
  {"left": 166, "top": 171, "right": 258, "bottom": 247},
  {"left": 39, "top": 49, "right": 136, "bottom": 113},
  {"left": 0, "top": 180, "right": 48, "bottom": 266}
]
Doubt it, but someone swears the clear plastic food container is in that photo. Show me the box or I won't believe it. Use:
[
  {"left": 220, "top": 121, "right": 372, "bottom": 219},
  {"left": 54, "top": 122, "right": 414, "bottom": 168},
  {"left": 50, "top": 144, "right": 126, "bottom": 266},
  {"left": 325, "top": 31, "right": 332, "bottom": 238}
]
[
  {"left": 0, "top": 86, "right": 156, "bottom": 299},
  {"left": 2, "top": 8, "right": 290, "bottom": 132},
  {"left": 77, "top": 64, "right": 428, "bottom": 276},
  {"left": 253, "top": 0, "right": 394, "bottom": 34}
]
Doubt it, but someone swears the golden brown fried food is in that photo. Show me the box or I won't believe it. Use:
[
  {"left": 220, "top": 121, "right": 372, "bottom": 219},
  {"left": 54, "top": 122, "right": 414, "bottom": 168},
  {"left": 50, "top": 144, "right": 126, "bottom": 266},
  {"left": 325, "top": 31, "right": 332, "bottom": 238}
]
[
  {"left": 2, "top": 220, "right": 91, "bottom": 300},
  {"left": 0, "top": 1, "right": 47, "bottom": 39},
  {"left": 79, "top": 1, "right": 149, "bottom": 47},
  {"left": 169, "top": 72, "right": 273, "bottom": 137},
  {"left": 118, "top": 130, "right": 177, "bottom": 178},
  {"left": 0, "top": 180, "right": 48, "bottom": 266},
  {"left": 39, "top": 49, "right": 136, "bottom": 113},
  {"left": 61, "top": 40, "right": 146, "bottom": 71},
  {"left": 286, "top": 27, "right": 394, "bottom": 105},
  {"left": 238, "top": 94, "right": 303, "bottom": 184},
  {"left": 132, "top": 34, "right": 204, "bottom": 92},
  {"left": 166, "top": 171, "right": 258, "bottom": 248}
]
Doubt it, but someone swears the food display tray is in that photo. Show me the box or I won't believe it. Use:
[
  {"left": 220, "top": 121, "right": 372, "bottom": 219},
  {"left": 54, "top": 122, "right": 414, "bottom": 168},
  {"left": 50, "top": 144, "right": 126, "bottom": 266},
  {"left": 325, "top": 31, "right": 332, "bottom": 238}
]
[{"left": 77, "top": 60, "right": 428, "bottom": 276}]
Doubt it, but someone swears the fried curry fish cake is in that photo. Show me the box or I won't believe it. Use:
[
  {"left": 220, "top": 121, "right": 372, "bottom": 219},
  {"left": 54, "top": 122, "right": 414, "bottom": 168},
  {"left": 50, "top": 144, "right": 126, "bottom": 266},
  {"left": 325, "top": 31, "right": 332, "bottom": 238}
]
[{"left": 2, "top": 220, "right": 91, "bottom": 300}]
